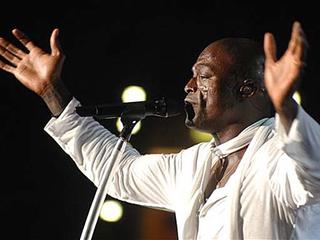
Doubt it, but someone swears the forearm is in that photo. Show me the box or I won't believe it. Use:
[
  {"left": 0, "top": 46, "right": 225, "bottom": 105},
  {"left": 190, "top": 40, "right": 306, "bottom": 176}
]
[
  {"left": 276, "top": 103, "right": 320, "bottom": 170},
  {"left": 44, "top": 98, "right": 141, "bottom": 185},
  {"left": 40, "top": 81, "right": 72, "bottom": 117},
  {"left": 274, "top": 105, "right": 320, "bottom": 201},
  {"left": 275, "top": 98, "right": 298, "bottom": 134}
]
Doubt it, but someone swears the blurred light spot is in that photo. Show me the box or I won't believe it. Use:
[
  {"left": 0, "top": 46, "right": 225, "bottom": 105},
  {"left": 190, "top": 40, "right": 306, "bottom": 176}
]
[
  {"left": 293, "top": 91, "right": 302, "bottom": 105},
  {"left": 189, "top": 129, "right": 212, "bottom": 143},
  {"left": 121, "top": 85, "right": 147, "bottom": 103},
  {"left": 100, "top": 200, "right": 123, "bottom": 222},
  {"left": 116, "top": 118, "right": 141, "bottom": 134}
]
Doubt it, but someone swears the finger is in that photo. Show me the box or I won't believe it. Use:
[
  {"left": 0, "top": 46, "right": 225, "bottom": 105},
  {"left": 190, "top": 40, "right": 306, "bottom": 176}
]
[
  {"left": 289, "top": 21, "right": 309, "bottom": 69},
  {"left": 0, "top": 59, "right": 16, "bottom": 74},
  {"left": 293, "top": 29, "right": 304, "bottom": 62},
  {"left": 294, "top": 22, "right": 308, "bottom": 62},
  {"left": 50, "top": 28, "right": 63, "bottom": 56},
  {"left": 0, "top": 37, "right": 25, "bottom": 59},
  {"left": 0, "top": 46, "right": 20, "bottom": 66},
  {"left": 288, "top": 21, "right": 301, "bottom": 54},
  {"left": 264, "top": 32, "right": 277, "bottom": 64},
  {"left": 12, "top": 28, "right": 36, "bottom": 51}
]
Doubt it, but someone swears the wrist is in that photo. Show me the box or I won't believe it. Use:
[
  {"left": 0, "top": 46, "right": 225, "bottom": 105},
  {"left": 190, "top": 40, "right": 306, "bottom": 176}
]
[
  {"left": 275, "top": 98, "right": 298, "bottom": 133},
  {"left": 275, "top": 98, "right": 298, "bottom": 117},
  {"left": 41, "top": 81, "right": 73, "bottom": 117}
]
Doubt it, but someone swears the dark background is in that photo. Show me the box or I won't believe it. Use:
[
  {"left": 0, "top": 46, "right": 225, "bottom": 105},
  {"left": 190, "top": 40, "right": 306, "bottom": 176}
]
[{"left": 1, "top": 1, "right": 319, "bottom": 239}]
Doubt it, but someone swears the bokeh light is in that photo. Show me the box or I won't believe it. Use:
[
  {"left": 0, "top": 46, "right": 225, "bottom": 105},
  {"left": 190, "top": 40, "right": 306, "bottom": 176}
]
[
  {"left": 121, "top": 85, "right": 147, "bottom": 103},
  {"left": 117, "top": 85, "right": 146, "bottom": 134},
  {"left": 116, "top": 118, "right": 141, "bottom": 134},
  {"left": 100, "top": 200, "right": 124, "bottom": 222},
  {"left": 189, "top": 129, "right": 212, "bottom": 143},
  {"left": 293, "top": 91, "right": 302, "bottom": 105}
]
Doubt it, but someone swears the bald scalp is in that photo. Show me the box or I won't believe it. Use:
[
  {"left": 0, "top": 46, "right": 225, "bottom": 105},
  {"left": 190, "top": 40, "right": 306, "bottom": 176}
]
[
  {"left": 204, "top": 38, "right": 265, "bottom": 88},
  {"left": 198, "top": 38, "right": 272, "bottom": 117}
]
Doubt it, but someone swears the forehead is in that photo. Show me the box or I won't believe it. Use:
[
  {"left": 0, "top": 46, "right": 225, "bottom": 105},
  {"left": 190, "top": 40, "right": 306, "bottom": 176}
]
[{"left": 192, "top": 43, "right": 233, "bottom": 73}]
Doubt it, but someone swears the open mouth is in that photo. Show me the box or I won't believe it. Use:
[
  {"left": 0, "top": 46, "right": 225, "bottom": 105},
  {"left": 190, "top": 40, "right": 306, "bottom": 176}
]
[{"left": 184, "top": 101, "right": 195, "bottom": 120}]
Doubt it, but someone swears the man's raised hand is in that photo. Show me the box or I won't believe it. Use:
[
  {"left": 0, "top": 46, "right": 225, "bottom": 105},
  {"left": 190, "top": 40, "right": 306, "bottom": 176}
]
[
  {"left": 263, "top": 21, "right": 308, "bottom": 114},
  {"left": 0, "top": 28, "right": 65, "bottom": 97},
  {"left": 263, "top": 21, "right": 308, "bottom": 131}
]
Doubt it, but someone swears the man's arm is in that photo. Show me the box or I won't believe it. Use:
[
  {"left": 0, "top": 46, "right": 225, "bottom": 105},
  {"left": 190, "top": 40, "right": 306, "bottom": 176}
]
[
  {"left": 0, "top": 28, "right": 184, "bottom": 211},
  {"left": 263, "top": 21, "right": 308, "bottom": 132},
  {"left": 0, "top": 28, "right": 71, "bottom": 116},
  {"left": 44, "top": 97, "right": 188, "bottom": 211},
  {"left": 41, "top": 80, "right": 72, "bottom": 117},
  {"left": 264, "top": 22, "right": 320, "bottom": 203}
]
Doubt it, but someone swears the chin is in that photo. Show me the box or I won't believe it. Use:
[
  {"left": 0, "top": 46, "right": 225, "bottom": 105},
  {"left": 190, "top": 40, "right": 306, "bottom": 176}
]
[
  {"left": 185, "top": 115, "right": 213, "bottom": 134},
  {"left": 185, "top": 118, "right": 195, "bottom": 128},
  {"left": 185, "top": 115, "right": 205, "bottom": 132}
]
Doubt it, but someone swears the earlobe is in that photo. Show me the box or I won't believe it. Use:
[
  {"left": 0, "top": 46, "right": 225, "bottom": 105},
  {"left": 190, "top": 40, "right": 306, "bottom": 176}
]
[{"left": 238, "top": 79, "right": 257, "bottom": 100}]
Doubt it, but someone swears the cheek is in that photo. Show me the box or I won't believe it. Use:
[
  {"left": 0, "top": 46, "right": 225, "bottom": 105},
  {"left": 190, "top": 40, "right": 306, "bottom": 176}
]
[
  {"left": 197, "top": 83, "right": 209, "bottom": 109},
  {"left": 198, "top": 80, "right": 213, "bottom": 102},
  {"left": 219, "top": 85, "right": 237, "bottom": 109},
  {"left": 196, "top": 87, "right": 219, "bottom": 119},
  {"left": 198, "top": 84, "right": 208, "bottom": 98},
  {"left": 205, "top": 86, "right": 219, "bottom": 106}
]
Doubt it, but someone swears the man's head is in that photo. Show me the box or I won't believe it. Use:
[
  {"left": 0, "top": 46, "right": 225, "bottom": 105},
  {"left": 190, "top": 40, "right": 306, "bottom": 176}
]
[{"left": 184, "top": 38, "right": 272, "bottom": 135}]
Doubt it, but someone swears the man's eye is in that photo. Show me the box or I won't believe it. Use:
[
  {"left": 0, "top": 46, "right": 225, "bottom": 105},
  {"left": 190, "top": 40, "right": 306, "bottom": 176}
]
[{"left": 200, "top": 75, "right": 209, "bottom": 80}]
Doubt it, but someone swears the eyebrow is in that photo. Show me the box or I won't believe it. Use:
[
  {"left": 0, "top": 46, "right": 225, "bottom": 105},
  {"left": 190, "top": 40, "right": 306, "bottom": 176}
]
[{"left": 192, "top": 63, "right": 214, "bottom": 73}]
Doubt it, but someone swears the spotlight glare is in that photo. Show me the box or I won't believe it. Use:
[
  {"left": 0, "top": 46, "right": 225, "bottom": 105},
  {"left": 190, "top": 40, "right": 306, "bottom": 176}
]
[
  {"left": 293, "top": 91, "right": 302, "bottom": 105},
  {"left": 189, "top": 129, "right": 212, "bottom": 143},
  {"left": 116, "top": 118, "right": 141, "bottom": 134},
  {"left": 121, "top": 85, "right": 147, "bottom": 103},
  {"left": 100, "top": 200, "right": 123, "bottom": 222}
]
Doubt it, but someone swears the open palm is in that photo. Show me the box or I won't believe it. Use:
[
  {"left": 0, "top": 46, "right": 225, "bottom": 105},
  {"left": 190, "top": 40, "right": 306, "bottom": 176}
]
[
  {"left": 263, "top": 21, "right": 308, "bottom": 111},
  {"left": 0, "top": 28, "right": 65, "bottom": 96}
]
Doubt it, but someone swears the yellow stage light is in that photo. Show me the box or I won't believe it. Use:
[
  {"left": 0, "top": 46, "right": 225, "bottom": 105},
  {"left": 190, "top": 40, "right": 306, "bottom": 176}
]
[
  {"left": 100, "top": 200, "right": 123, "bottom": 222},
  {"left": 189, "top": 129, "right": 212, "bottom": 143},
  {"left": 121, "top": 85, "right": 147, "bottom": 103},
  {"left": 116, "top": 118, "right": 141, "bottom": 134},
  {"left": 293, "top": 91, "right": 302, "bottom": 105}
]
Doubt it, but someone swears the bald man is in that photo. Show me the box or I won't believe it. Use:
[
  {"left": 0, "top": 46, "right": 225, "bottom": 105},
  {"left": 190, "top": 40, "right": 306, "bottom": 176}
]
[{"left": 1, "top": 21, "right": 319, "bottom": 239}]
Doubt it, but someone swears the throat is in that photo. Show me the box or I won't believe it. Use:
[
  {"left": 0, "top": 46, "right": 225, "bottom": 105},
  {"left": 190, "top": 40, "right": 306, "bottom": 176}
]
[{"left": 204, "top": 147, "right": 246, "bottom": 201}]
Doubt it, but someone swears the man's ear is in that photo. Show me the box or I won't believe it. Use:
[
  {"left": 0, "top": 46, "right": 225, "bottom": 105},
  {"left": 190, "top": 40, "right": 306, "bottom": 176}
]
[{"left": 237, "top": 79, "right": 258, "bottom": 100}]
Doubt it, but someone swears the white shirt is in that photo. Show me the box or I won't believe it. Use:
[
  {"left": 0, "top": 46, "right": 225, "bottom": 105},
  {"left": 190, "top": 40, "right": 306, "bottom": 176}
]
[
  {"left": 197, "top": 184, "right": 228, "bottom": 239},
  {"left": 44, "top": 98, "right": 320, "bottom": 239}
]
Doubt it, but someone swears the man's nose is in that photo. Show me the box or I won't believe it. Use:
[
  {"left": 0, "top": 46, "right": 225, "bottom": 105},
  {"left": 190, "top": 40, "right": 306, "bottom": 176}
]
[{"left": 184, "top": 77, "right": 197, "bottom": 93}]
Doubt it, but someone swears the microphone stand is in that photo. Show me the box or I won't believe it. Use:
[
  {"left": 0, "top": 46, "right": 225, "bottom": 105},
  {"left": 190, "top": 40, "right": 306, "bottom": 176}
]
[{"left": 79, "top": 115, "right": 141, "bottom": 240}]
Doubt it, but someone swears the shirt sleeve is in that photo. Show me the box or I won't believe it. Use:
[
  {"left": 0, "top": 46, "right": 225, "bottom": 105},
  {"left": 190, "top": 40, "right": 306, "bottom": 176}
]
[
  {"left": 273, "top": 105, "right": 320, "bottom": 207},
  {"left": 44, "top": 97, "right": 183, "bottom": 212}
]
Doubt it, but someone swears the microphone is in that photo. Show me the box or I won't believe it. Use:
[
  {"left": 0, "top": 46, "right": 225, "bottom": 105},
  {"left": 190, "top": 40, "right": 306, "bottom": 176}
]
[{"left": 75, "top": 97, "right": 183, "bottom": 119}]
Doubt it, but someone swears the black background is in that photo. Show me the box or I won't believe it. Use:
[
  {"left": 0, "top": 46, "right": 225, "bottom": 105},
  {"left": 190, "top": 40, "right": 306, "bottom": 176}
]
[{"left": 1, "top": 1, "right": 319, "bottom": 239}]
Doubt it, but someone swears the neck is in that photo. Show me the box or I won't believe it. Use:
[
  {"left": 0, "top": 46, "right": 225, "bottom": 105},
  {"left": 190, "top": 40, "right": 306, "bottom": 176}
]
[{"left": 212, "top": 116, "right": 268, "bottom": 145}]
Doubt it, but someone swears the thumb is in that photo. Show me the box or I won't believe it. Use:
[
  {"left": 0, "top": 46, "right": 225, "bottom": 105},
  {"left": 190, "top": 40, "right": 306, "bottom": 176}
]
[{"left": 50, "top": 28, "right": 63, "bottom": 56}]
